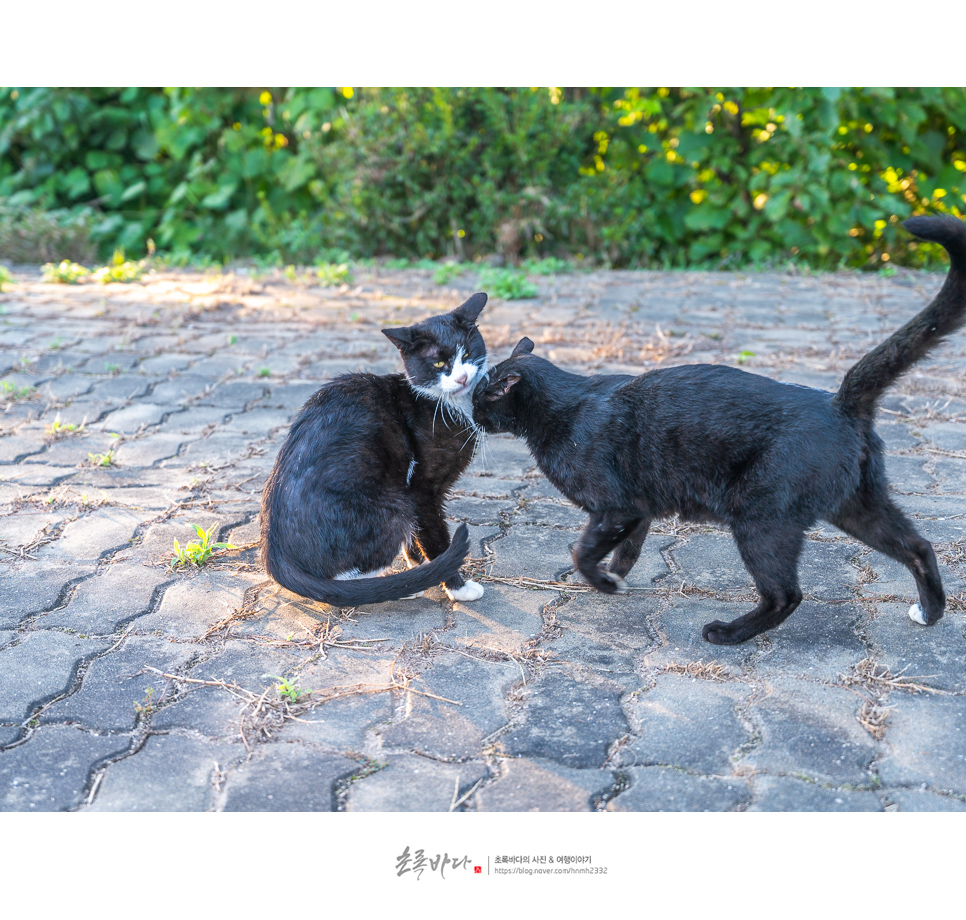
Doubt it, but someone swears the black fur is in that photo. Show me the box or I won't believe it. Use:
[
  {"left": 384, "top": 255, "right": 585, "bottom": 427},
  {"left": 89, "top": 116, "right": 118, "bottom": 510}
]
[
  {"left": 260, "top": 293, "right": 488, "bottom": 606},
  {"left": 473, "top": 217, "right": 966, "bottom": 644}
]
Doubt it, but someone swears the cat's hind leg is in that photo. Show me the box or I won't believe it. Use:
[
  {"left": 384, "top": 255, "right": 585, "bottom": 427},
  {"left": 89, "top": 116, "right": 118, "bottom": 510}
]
[
  {"left": 702, "top": 522, "right": 805, "bottom": 644},
  {"left": 574, "top": 511, "right": 644, "bottom": 593},
  {"left": 607, "top": 518, "right": 652, "bottom": 579},
  {"left": 829, "top": 492, "right": 944, "bottom": 626}
]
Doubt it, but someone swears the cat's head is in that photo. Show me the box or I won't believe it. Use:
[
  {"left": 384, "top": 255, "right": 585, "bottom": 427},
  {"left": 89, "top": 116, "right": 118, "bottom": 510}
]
[
  {"left": 471, "top": 336, "right": 534, "bottom": 433},
  {"left": 382, "top": 293, "right": 488, "bottom": 412}
]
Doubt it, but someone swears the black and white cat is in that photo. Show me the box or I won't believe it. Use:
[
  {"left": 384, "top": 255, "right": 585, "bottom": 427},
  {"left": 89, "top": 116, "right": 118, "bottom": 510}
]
[
  {"left": 473, "top": 217, "right": 966, "bottom": 644},
  {"left": 260, "top": 293, "right": 488, "bottom": 606}
]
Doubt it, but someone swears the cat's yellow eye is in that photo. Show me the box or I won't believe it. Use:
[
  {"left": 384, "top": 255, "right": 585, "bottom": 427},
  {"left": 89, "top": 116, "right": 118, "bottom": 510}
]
[{"left": 433, "top": 361, "right": 446, "bottom": 368}]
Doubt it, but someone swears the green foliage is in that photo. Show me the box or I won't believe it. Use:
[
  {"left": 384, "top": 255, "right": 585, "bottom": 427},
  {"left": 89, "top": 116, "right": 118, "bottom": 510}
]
[
  {"left": 0, "top": 265, "right": 11, "bottom": 290},
  {"left": 477, "top": 267, "right": 538, "bottom": 299},
  {"left": 433, "top": 261, "right": 466, "bottom": 284},
  {"left": 523, "top": 256, "right": 573, "bottom": 275},
  {"left": 87, "top": 448, "right": 115, "bottom": 467},
  {"left": 263, "top": 674, "right": 305, "bottom": 702},
  {"left": 42, "top": 259, "right": 90, "bottom": 283},
  {"left": 91, "top": 248, "right": 143, "bottom": 283},
  {"left": 170, "top": 522, "right": 236, "bottom": 568},
  {"left": 0, "top": 206, "right": 96, "bottom": 263},
  {"left": 0, "top": 379, "right": 35, "bottom": 402},
  {"left": 315, "top": 261, "right": 351, "bottom": 286},
  {"left": 4, "top": 87, "right": 966, "bottom": 269}
]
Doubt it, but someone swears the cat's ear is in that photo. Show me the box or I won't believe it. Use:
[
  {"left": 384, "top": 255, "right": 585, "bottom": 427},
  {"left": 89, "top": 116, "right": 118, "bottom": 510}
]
[
  {"left": 382, "top": 326, "right": 414, "bottom": 350},
  {"left": 484, "top": 372, "right": 522, "bottom": 400},
  {"left": 511, "top": 337, "right": 535, "bottom": 357},
  {"left": 452, "top": 292, "right": 487, "bottom": 325}
]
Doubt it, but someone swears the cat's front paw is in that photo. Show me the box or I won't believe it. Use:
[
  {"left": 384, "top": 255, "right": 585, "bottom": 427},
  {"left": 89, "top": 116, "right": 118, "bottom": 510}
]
[
  {"left": 702, "top": 620, "right": 744, "bottom": 645},
  {"left": 590, "top": 569, "right": 627, "bottom": 595},
  {"left": 447, "top": 580, "right": 484, "bottom": 602}
]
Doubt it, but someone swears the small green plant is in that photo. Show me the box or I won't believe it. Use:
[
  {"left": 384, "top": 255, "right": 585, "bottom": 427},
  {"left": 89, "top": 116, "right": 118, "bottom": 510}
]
[
  {"left": 264, "top": 674, "right": 305, "bottom": 702},
  {"left": 133, "top": 686, "right": 155, "bottom": 715},
  {"left": 736, "top": 350, "right": 756, "bottom": 365},
  {"left": 477, "top": 267, "right": 538, "bottom": 300},
  {"left": 315, "top": 262, "right": 352, "bottom": 287},
  {"left": 0, "top": 380, "right": 35, "bottom": 403},
  {"left": 104, "top": 362, "right": 121, "bottom": 375},
  {"left": 879, "top": 264, "right": 898, "bottom": 277},
  {"left": 227, "top": 334, "right": 238, "bottom": 345},
  {"left": 45, "top": 415, "right": 84, "bottom": 438},
  {"left": 257, "top": 367, "right": 271, "bottom": 378},
  {"left": 523, "top": 256, "right": 572, "bottom": 275},
  {"left": 433, "top": 262, "right": 466, "bottom": 284},
  {"left": 91, "top": 248, "right": 143, "bottom": 283},
  {"left": 0, "top": 266, "right": 13, "bottom": 291},
  {"left": 42, "top": 260, "right": 90, "bottom": 284},
  {"left": 88, "top": 448, "right": 116, "bottom": 467},
  {"left": 170, "top": 523, "right": 237, "bottom": 568},
  {"left": 384, "top": 257, "right": 411, "bottom": 269}
]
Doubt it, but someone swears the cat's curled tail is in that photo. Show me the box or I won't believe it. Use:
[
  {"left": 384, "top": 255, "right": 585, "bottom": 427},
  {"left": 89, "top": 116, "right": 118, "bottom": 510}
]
[
  {"left": 835, "top": 215, "right": 966, "bottom": 421},
  {"left": 264, "top": 524, "right": 471, "bottom": 606}
]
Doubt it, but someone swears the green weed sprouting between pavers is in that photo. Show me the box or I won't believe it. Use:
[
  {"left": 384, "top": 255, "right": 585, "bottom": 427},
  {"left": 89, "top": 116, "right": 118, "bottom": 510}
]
[
  {"left": 170, "top": 523, "right": 237, "bottom": 568},
  {"left": 263, "top": 674, "right": 306, "bottom": 702}
]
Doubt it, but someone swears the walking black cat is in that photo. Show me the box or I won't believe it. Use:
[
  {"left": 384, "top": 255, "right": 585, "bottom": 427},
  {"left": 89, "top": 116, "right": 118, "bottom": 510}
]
[
  {"left": 261, "top": 293, "right": 488, "bottom": 606},
  {"left": 473, "top": 217, "right": 966, "bottom": 644}
]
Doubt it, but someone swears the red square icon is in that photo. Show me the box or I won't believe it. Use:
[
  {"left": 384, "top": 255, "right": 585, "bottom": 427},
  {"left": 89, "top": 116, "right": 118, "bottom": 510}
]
[{"left": 474, "top": 866, "right": 482, "bottom": 874}]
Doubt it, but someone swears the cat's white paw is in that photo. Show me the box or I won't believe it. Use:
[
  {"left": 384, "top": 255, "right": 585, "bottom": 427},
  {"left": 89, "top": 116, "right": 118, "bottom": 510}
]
[
  {"left": 447, "top": 580, "right": 484, "bottom": 602},
  {"left": 401, "top": 591, "right": 425, "bottom": 600},
  {"left": 908, "top": 602, "right": 928, "bottom": 625}
]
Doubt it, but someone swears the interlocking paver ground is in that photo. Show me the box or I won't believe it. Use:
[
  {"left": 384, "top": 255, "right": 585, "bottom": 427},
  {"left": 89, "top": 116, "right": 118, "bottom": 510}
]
[{"left": 1, "top": 263, "right": 965, "bottom": 811}]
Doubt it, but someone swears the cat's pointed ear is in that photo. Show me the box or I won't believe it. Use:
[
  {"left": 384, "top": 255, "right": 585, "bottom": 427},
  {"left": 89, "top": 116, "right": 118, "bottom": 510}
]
[
  {"left": 485, "top": 372, "right": 522, "bottom": 401},
  {"left": 382, "top": 326, "right": 414, "bottom": 350},
  {"left": 453, "top": 292, "right": 487, "bottom": 324},
  {"left": 511, "top": 337, "right": 534, "bottom": 357}
]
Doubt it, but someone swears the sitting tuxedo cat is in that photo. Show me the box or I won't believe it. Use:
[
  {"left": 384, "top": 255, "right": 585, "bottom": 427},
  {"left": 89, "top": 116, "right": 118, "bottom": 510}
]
[
  {"left": 261, "top": 293, "right": 488, "bottom": 606},
  {"left": 473, "top": 217, "right": 966, "bottom": 644}
]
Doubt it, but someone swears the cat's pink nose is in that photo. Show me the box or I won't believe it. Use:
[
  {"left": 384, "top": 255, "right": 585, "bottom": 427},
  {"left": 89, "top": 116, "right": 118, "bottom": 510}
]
[{"left": 456, "top": 373, "right": 468, "bottom": 386}]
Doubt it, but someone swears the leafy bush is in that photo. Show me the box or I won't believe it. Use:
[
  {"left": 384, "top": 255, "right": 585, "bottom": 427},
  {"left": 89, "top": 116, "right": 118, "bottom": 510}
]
[{"left": 3, "top": 87, "right": 966, "bottom": 269}]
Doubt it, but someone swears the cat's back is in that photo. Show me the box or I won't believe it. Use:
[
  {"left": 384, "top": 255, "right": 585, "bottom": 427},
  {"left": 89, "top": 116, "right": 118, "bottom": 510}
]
[{"left": 276, "top": 372, "right": 415, "bottom": 483}]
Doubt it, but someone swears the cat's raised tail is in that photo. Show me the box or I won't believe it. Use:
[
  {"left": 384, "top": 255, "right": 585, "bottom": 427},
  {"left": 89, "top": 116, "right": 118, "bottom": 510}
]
[
  {"left": 835, "top": 215, "right": 966, "bottom": 421},
  {"left": 264, "top": 524, "right": 472, "bottom": 607}
]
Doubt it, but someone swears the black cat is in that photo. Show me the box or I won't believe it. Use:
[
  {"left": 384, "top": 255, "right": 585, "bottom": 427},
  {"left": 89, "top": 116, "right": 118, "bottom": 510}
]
[
  {"left": 473, "top": 217, "right": 966, "bottom": 644},
  {"left": 260, "top": 293, "right": 489, "bottom": 606}
]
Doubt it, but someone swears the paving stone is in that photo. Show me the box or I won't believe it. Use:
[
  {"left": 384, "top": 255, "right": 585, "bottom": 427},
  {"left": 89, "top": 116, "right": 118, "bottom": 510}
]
[
  {"left": 500, "top": 673, "right": 630, "bottom": 769},
  {"left": 554, "top": 588, "right": 663, "bottom": 652},
  {"left": 93, "top": 402, "right": 174, "bottom": 434},
  {"left": 40, "top": 635, "right": 194, "bottom": 731},
  {"left": 451, "top": 583, "right": 548, "bottom": 655},
  {"left": 220, "top": 743, "right": 358, "bottom": 811},
  {"left": 138, "top": 570, "right": 256, "bottom": 640},
  {"left": 606, "top": 766, "right": 751, "bottom": 812},
  {"left": 622, "top": 675, "right": 752, "bottom": 773},
  {"left": 0, "top": 562, "right": 85, "bottom": 627},
  {"left": 866, "top": 602, "right": 966, "bottom": 694},
  {"left": 876, "top": 694, "right": 966, "bottom": 794},
  {"left": 747, "top": 775, "right": 882, "bottom": 811},
  {"left": 0, "top": 725, "right": 128, "bottom": 811},
  {"left": 86, "top": 733, "right": 245, "bottom": 811},
  {"left": 378, "top": 653, "right": 517, "bottom": 759},
  {"left": 475, "top": 758, "right": 614, "bottom": 812},
  {"left": 276, "top": 693, "right": 392, "bottom": 748},
  {"left": 343, "top": 753, "right": 488, "bottom": 812},
  {"left": 0, "top": 631, "right": 112, "bottom": 722},
  {"left": 884, "top": 789, "right": 966, "bottom": 812},
  {"left": 39, "top": 563, "right": 173, "bottom": 632},
  {"left": 37, "top": 507, "right": 146, "bottom": 563},
  {"left": 740, "top": 677, "right": 878, "bottom": 786}
]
